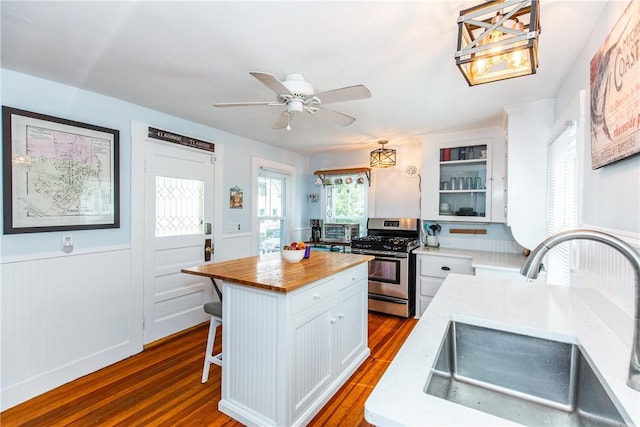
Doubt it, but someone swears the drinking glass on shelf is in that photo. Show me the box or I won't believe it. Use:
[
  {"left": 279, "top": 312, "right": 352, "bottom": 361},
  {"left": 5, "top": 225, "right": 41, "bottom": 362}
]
[
  {"left": 474, "top": 177, "right": 483, "bottom": 189},
  {"left": 450, "top": 177, "right": 458, "bottom": 190},
  {"left": 466, "top": 177, "right": 474, "bottom": 189}
]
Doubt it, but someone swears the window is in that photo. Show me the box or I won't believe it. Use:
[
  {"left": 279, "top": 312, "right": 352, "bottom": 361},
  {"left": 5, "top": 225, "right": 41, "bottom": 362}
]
[
  {"left": 155, "top": 176, "right": 204, "bottom": 237},
  {"left": 257, "top": 169, "right": 288, "bottom": 253},
  {"left": 546, "top": 120, "right": 578, "bottom": 285},
  {"left": 324, "top": 174, "right": 367, "bottom": 235}
]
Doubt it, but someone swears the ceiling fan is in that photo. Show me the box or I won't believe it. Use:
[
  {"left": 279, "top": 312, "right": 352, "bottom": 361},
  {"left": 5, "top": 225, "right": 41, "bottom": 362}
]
[{"left": 213, "top": 72, "right": 372, "bottom": 129}]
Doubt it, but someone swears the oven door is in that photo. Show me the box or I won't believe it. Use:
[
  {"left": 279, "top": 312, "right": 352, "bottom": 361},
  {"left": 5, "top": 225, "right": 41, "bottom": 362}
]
[{"left": 366, "top": 253, "right": 408, "bottom": 299}]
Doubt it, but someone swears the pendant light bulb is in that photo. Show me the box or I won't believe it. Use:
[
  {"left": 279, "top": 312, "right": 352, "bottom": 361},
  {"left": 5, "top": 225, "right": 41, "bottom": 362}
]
[{"left": 286, "top": 114, "right": 291, "bottom": 131}]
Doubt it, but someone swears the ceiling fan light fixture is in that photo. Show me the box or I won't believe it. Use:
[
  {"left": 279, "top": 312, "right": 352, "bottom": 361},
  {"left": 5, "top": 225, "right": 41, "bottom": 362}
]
[
  {"left": 455, "top": 0, "right": 540, "bottom": 86},
  {"left": 287, "top": 100, "right": 304, "bottom": 114},
  {"left": 370, "top": 140, "right": 396, "bottom": 168}
]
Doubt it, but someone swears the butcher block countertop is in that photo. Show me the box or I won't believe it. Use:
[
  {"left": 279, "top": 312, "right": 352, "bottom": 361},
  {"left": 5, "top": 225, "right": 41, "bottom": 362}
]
[{"left": 181, "top": 251, "right": 374, "bottom": 293}]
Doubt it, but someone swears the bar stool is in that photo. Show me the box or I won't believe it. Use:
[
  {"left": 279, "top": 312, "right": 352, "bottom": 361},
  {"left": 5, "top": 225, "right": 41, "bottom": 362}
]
[{"left": 202, "top": 279, "right": 223, "bottom": 383}]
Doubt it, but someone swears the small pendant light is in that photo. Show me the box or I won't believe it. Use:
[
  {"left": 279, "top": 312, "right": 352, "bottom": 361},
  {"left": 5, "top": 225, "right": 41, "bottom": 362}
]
[{"left": 370, "top": 140, "right": 396, "bottom": 168}]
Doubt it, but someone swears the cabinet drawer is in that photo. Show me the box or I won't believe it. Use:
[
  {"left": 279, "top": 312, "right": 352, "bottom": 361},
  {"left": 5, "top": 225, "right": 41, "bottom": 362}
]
[
  {"left": 420, "top": 255, "right": 474, "bottom": 278},
  {"left": 291, "top": 278, "right": 336, "bottom": 314},
  {"left": 419, "top": 276, "right": 443, "bottom": 297},
  {"left": 334, "top": 266, "right": 367, "bottom": 291}
]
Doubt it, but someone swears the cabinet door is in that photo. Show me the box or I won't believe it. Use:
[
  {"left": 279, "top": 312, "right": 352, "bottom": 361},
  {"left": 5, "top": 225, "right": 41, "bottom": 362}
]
[
  {"left": 336, "top": 280, "right": 367, "bottom": 372},
  {"left": 421, "top": 128, "right": 505, "bottom": 223},
  {"left": 418, "top": 295, "right": 434, "bottom": 317},
  {"left": 437, "top": 142, "right": 491, "bottom": 221},
  {"left": 290, "top": 300, "right": 334, "bottom": 421}
]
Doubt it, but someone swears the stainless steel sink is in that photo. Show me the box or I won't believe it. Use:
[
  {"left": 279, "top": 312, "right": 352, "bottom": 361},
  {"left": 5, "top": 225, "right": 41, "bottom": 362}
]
[{"left": 425, "top": 321, "right": 634, "bottom": 426}]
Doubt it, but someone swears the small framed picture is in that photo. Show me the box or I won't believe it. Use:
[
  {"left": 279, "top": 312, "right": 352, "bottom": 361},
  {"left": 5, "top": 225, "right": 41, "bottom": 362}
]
[{"left": 230, "top": 186, "right": 243, "bottom": 209}]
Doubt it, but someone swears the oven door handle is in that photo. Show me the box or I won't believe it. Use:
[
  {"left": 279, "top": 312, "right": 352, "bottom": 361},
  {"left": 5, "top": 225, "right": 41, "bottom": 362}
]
[
  {"left": 368, "top": 293, "right": 408, "bottom": 304},
  {"left": 372, "top": 255, "right": 407, "bottom": 261}
]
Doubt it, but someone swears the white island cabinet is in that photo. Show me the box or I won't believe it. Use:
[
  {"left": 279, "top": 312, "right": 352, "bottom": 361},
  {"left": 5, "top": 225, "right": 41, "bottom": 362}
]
[{"left": 181, "top": 252, "right": 372, "bottom": 427}]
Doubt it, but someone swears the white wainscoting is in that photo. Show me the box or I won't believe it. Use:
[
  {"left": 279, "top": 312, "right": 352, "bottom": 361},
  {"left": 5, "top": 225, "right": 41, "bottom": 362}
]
[
  {"left": 1, "top": 247, "right": 141, "bottom": 410},
  {"left": 217, "top": 232, "right": 254, "bottom": 261}
]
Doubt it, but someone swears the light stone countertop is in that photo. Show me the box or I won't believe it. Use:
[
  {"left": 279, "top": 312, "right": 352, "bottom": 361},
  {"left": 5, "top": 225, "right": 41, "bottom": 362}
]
[
  {"left": 413, "top": 246, "right": 527, "bottom": 272},
  {"left": 364, "top": 274, "right": 640, "bottom": 426}
]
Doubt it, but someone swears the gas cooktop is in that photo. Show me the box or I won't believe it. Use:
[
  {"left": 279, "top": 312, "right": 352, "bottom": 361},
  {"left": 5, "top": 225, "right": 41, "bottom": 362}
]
[{"left": 351, "top": 235, "right": 419, "bottom": 252}]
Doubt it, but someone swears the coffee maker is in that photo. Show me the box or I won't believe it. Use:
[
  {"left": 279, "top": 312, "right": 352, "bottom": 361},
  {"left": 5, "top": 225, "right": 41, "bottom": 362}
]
[{"left": 310, "top": 219, "right": 323, "bottom": 242}]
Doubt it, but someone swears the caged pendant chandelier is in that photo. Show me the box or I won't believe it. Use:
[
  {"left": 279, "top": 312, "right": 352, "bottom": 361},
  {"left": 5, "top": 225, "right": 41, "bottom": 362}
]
[
  {"left": 370, "top": 140, "right": 396, "bottom": 168},
  {"left": 455, "top": 0, "right": 540, "bottom": 86}
]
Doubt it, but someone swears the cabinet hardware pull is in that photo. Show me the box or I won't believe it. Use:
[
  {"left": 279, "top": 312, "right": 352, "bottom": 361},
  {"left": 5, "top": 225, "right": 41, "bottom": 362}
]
[
  {"left": 441, "top": 266, "right": 451, "bottom": 271},
  {"left": 313, "top": 293, "right": 320, "bottom": 300}
]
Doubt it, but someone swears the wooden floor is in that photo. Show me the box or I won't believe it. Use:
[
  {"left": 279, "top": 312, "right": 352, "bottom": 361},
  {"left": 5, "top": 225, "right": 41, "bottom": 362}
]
[{"left": 1, "top": 312, "right": 418, "bottom": 426}]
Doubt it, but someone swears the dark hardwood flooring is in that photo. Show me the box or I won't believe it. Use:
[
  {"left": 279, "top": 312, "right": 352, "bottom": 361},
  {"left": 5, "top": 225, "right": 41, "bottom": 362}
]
[{"left": 1, "top": 312, "right": 418, "bottom": 426}]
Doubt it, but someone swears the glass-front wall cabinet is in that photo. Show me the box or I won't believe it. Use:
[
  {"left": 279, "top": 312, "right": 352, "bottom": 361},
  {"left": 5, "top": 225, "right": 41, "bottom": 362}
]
[
  {"left": 438, "top": 143, "right": 488, "bottom": 219},
  {"left": 422, "top": 128, "right": 506, "bottom": 223}
]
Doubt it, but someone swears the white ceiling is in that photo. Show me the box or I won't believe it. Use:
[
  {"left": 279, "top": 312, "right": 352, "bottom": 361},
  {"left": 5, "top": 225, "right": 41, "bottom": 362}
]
[{"left": 1, "top": 1, "right": 607, "bottom": 155}]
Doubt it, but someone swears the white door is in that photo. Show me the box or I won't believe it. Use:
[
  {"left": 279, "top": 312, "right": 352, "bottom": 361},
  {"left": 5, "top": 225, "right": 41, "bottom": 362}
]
[{"left": 143, "top": 140, "right": 215, "bottom": 344}]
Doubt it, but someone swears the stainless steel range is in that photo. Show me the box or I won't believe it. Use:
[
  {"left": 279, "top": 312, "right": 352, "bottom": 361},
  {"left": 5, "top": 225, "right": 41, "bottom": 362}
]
[{"left": 350, "top": 218, "right": 420, "bottom": 318}]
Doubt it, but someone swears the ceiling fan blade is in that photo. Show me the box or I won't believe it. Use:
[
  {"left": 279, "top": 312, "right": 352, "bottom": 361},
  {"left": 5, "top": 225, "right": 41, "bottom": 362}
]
[
  {"left": 314, "top": 108, "right": 356, "bottom": 126},
  {"left": 272, "top": 112, "right": 294, "bottom": 129},
  {"left": 213, "top": 101, "right": 284, "bottom": 107},
  {"left": 250, "top": 71, "right": 292, "bottom": 95},
  {"left": 314, "top": 85, "right": 371, "bottom": 105}
]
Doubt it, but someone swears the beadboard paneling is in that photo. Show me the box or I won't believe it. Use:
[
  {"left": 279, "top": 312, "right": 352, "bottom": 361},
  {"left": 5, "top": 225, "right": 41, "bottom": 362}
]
[
  {"left": 571, "top": 227, "right": 639, "bottom": 347},
  {"left": 1, "top": 248, "right": 140, "bottom": 410}
]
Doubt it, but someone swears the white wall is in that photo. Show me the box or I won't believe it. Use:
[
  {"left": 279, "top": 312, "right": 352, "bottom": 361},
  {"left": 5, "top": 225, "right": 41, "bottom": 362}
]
[
  {"left": 552, "top": 1, "right": 639, "bottom": 349},
  {"left": 0, "top": 69, "right": 310, "bottom": 409},
  {"left": 555, "top": 1, "right": 639, "bottom": 235},
  {"left": 308, "top": 142, "right": 423, "bottom": 221}
]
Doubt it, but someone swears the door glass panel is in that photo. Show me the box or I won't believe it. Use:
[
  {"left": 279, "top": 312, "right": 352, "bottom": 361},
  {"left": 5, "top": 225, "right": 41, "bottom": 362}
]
[{"left": 155, "top": 176, "right": 204, "bottom": 237}]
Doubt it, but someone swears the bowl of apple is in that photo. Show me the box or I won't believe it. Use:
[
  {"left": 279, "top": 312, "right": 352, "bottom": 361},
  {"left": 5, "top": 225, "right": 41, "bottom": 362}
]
[{"left": 281, "top": 242, "right": 306, "bottom": 262}]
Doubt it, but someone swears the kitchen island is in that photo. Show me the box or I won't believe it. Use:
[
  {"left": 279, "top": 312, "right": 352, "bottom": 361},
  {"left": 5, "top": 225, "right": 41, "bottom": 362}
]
[
  {"left": 364, "top": 273, "right": 639, "bottom": 426},
  {"left": 182, "top": 251, "right": 373, "bottom": 427}
]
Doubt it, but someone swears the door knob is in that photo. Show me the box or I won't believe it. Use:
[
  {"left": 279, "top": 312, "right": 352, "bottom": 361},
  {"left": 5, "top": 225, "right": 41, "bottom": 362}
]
[{"left": 204, "top": 238, "right": 213, "bottom": 261}]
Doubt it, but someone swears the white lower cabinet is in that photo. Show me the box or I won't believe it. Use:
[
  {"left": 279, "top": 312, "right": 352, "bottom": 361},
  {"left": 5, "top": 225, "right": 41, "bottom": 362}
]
[
  {"left": 416, "top": 254, "right": 474, "bottom": 317},
  {"left": 220, "top": 264, "right": 369, "bottom": 427}
]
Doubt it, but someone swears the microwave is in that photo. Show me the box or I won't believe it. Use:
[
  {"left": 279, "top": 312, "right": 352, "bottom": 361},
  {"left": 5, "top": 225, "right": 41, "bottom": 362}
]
[{"left": 323, "top": 223, "right": 360, "bottom": 243}]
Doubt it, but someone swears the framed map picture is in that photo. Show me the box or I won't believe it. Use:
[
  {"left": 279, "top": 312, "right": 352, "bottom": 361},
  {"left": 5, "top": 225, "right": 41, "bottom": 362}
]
[
  {"left": 2, "top": 106, "right": 120, "bottom": 233},
  {"left": 590, "top": 0, "right": 640, "bottom": 169}
]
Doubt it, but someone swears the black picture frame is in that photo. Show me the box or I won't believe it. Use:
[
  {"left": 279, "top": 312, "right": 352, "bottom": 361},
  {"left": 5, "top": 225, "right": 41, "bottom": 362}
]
[{"left": 3, "top": 106, "right": 120, "bottom": 234}]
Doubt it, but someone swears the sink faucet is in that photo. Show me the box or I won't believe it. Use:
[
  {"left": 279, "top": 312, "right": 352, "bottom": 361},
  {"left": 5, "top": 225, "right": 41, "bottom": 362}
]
[{"left": 521, "top": 229, "right": 640, "bottom": 391}]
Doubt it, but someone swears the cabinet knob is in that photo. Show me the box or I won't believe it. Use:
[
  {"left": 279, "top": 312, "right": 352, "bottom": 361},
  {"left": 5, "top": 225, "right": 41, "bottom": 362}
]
[
  {"left": 313, "top": 293, "right": 320, "bottom": 300},
  {"left": 338, "top": 313, "right": 344, "bottom": 319},
  {"left": 330, "top": 318, "right": 337, "bottom": 324},
  {"left": 441, "top": 266, "right": 451, "bottom": 271}
]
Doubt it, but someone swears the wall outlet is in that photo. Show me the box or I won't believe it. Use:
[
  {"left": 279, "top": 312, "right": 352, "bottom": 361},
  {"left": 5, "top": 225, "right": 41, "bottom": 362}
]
[{"left": 226, "top": 223, "right": 241, "bottom": 233}]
